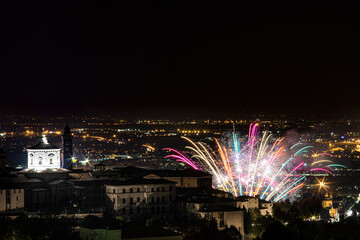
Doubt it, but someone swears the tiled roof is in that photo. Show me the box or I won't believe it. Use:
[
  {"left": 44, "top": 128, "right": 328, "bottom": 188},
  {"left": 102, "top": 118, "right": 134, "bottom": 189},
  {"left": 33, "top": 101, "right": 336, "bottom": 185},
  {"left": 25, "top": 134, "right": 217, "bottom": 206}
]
[
  {"left": 72, "top": 172, "right": 94, "bottom": 181},
  {"left": 28, "top": 141, "right": 60, "bottom": 149},
  {"left": 199, "top": 205, "right": 242, "bottom": 212},
  {"left": 146, "top": 168, "right": 212, "bottom": 178},
  {"left": 105, "top": 178, "right": 176, "bottom": 186}
]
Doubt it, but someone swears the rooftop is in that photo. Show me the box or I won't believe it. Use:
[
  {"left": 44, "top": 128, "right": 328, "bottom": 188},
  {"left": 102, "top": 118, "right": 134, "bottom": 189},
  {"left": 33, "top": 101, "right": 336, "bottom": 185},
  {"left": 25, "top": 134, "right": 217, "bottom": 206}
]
[
  {"left": 21, "top": 168, "right": 69, "bottom": 173},
  {"left": 48, "top": 179, "right": 65, "bottom": 185},
  {"left": 30, "top": 188, "right": 48, "bottom": 192},
  {"left": 113, "top": 166, "right": 148, "bottom": 173},
  {"left": 70, "top": 172, "right": 94, "bottom": 181},
  {"left": 177, "top": 194, "right": 235, "bottom": 204},
  {"left": 105, "top": 177, "right": 176, "bottom": 186},
  {"left": 146, "top": 168, "right": 212, "bottom": 178},
  {"left": 27, "top": 142, "right": 59, "bottom": 150},
  {"left": 91, "top": 170, "right": 117, "bottom": 176},
  {"left": 94, "top": 162, "right": 107, "bottom": 167},
  {"left": 199, "top": 205, "right": 242, "bottom": 212},
  {"left": 235, "top": 195, "right": 260, "bottom": 202}
]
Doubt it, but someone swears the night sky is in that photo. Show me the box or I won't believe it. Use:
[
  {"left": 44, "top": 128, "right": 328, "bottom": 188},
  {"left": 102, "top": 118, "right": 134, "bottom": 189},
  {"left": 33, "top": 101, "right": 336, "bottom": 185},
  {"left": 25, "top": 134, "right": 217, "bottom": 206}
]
[{"left": 1, "top": 2, "right": 360, "bottom": 118}]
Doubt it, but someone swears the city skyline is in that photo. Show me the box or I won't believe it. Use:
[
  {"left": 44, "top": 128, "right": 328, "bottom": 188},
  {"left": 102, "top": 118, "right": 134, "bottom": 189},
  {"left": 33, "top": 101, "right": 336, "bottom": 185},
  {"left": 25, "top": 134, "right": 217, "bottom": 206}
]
[
  {"left": 1, "top": 2, "right": 360, "bottom": 118},
  {"left": 3, "top": 2, "right": 360, "bottom": 239}
]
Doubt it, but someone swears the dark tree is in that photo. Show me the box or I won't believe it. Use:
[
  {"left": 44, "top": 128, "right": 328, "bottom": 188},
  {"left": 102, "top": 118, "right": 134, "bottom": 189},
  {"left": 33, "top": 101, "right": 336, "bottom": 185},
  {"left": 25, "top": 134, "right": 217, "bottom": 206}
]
[
  {"left": 261, "top": 221, "right": 297, "bottom": 240},
  {"left": 0, "top": 216, "right": 80, "bottom": 240},
  {"left": 221, "top": 225, "right": 242, "bottom": 240}
]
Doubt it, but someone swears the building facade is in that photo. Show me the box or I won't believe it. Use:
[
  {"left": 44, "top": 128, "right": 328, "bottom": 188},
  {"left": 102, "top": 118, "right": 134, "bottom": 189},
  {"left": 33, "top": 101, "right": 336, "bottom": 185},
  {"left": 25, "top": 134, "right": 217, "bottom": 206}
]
[
  {"left": 105, "top": 178, "right": 176, "bottom": 219},
  {"left": 27, "top": 135, "right": 61, "bottom": 170},
  {"left": 0, "top": 186, "right": 25, "bottom": 212},
  {"left": 144, "top": 168, "right": 212, "bottom": 188}
]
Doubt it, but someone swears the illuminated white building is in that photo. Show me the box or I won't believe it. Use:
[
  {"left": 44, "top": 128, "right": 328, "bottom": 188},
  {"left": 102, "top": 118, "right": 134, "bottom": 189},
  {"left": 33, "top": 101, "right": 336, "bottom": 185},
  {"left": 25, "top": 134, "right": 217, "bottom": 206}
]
[{"left": 27, "top": 135, "right": 61, "bottom": 170}]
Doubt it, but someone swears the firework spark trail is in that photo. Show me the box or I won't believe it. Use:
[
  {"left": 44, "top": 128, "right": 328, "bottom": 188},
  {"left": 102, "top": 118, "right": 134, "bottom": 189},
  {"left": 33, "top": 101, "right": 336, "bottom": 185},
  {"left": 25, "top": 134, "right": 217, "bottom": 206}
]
[
  {"left": 182, "top": 137, "right": 229, "bottom": 192},
  {"left": 325, "top": 166, "right": 334, "bottom": 171},
  {"left": 294, "top": 146, "right": 314, "bottom": 156},
  {"left": 310, "top": 168, "right": 335, "bottom": 176},
  {"left": 232, "top": 131, "right": 243, "bottom": 195},
  {"left": 163, "top": 147, "right": 200, "bottom": 170},
  {"left": 274, "top": 182, "right": 306, "bottom": 203},
  {"left": 164, "top": 154, "right": 199, "bottom": 170},
  {"left": 254, "top": 145, "right": 284, "bottom": 196},
  {"left": 328, "top": 164, "right": 347, "bottom": 169},
  {"left": 290, "top": 143, "right": 303, "bottom": 149},
  {"left": 273, "top": 176, "right": 306, "bottom": 202},
  {"left": 265, "top": 162, "right": 305, "bottom": 200},
  {"left": 247, "top": 123, "right": 259, "bottom": 193},
  {"left": 311, "top": 160, "right": 333, "bottom": 165},
  {"left": 216, "top": 140, "right": 238, "bottom": 197},
  {"left": 250, "top": 131, "right": 272, "bottom": 196},
  {"left": 164, "top": 122, "right": 345, "bottom": 202},
  {"left": 318, "top": 153, "right": 334, "bottom": 157}
]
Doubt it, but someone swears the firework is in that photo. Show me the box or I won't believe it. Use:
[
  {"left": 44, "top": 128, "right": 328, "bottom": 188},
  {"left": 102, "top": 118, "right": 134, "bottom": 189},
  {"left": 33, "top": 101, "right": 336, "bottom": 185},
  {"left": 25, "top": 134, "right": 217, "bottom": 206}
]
[{"left": 164, "top": 122, "right": 344, "bottom": 202}]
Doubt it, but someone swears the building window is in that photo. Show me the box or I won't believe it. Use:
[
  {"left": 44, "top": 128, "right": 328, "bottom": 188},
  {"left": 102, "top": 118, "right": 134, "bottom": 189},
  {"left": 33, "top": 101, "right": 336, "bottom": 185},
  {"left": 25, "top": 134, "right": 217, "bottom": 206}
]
[
  {"left": 156, "top": 187, "right": 159, "bottom": 192},
  {"left": 123, "top": 198, "right": 126, "bottom": 204},
  {"left": 130, "top": 198, "right": 133, "bottom": 205},
  {"left": 151, "top": 197, "right": 154, "bottom": 204},
  {"left": 130, "top": 207, "right": 133, "bottom": 214},
  {"left": 220, "top": 212, "right": 224, "bottom": 227},
  {"left": 162, "top": 196, "right": 166, "bottom": 203},
  {"left": 169, "top": 186, "right": 172, "bottom": 191},
  {"left": 137, "top": 188, "right": 140, "bottom": 192},
  {"left": 38, "top": 157, "right": 43, "bottom": 165},
  {"left": 130, "top": 188, "right": 133, "bottom": 193},
  {"left": 137, "top": 197, "right": 140, "bottom": 203},
  {"left": 113, "top": 189, "right": 116, "bottom": 194},
  {"left": 48, "top": 154, "right": 55, "bottom": 165},
  {"left": 162, "top": 187, "right": 165, "bottom": 192},
  {"left": 123, "top": 189, "right": 126, "bottom": 193},
  {"left": 151, "top": 188, "right": 154, "bottom": 192},
  {"left": 6, "top": 190, "right": 10, "bottom": 210},
  {"left": 157, "top": 197, "right": 160, "bottom": 204}
]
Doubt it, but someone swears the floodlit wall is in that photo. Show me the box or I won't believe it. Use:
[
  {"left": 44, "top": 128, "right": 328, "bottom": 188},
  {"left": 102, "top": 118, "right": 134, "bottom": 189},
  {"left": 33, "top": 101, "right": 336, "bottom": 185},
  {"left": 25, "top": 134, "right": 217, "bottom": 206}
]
[
  {"left": 198, "top": 210, "right": 244, "bottom": 237},
  {"left": 0, "top": 188, "right": 25, "bottom": 212},
  {"left": 27, "top": 149, "right": 61, "bottom": 170}
]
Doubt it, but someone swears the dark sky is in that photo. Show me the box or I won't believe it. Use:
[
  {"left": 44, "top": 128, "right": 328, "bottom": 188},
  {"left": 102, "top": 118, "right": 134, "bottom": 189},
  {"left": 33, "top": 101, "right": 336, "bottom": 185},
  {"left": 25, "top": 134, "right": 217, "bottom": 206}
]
[{"left": 1, "top": 2, "right": 360, "bottom": 118}]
